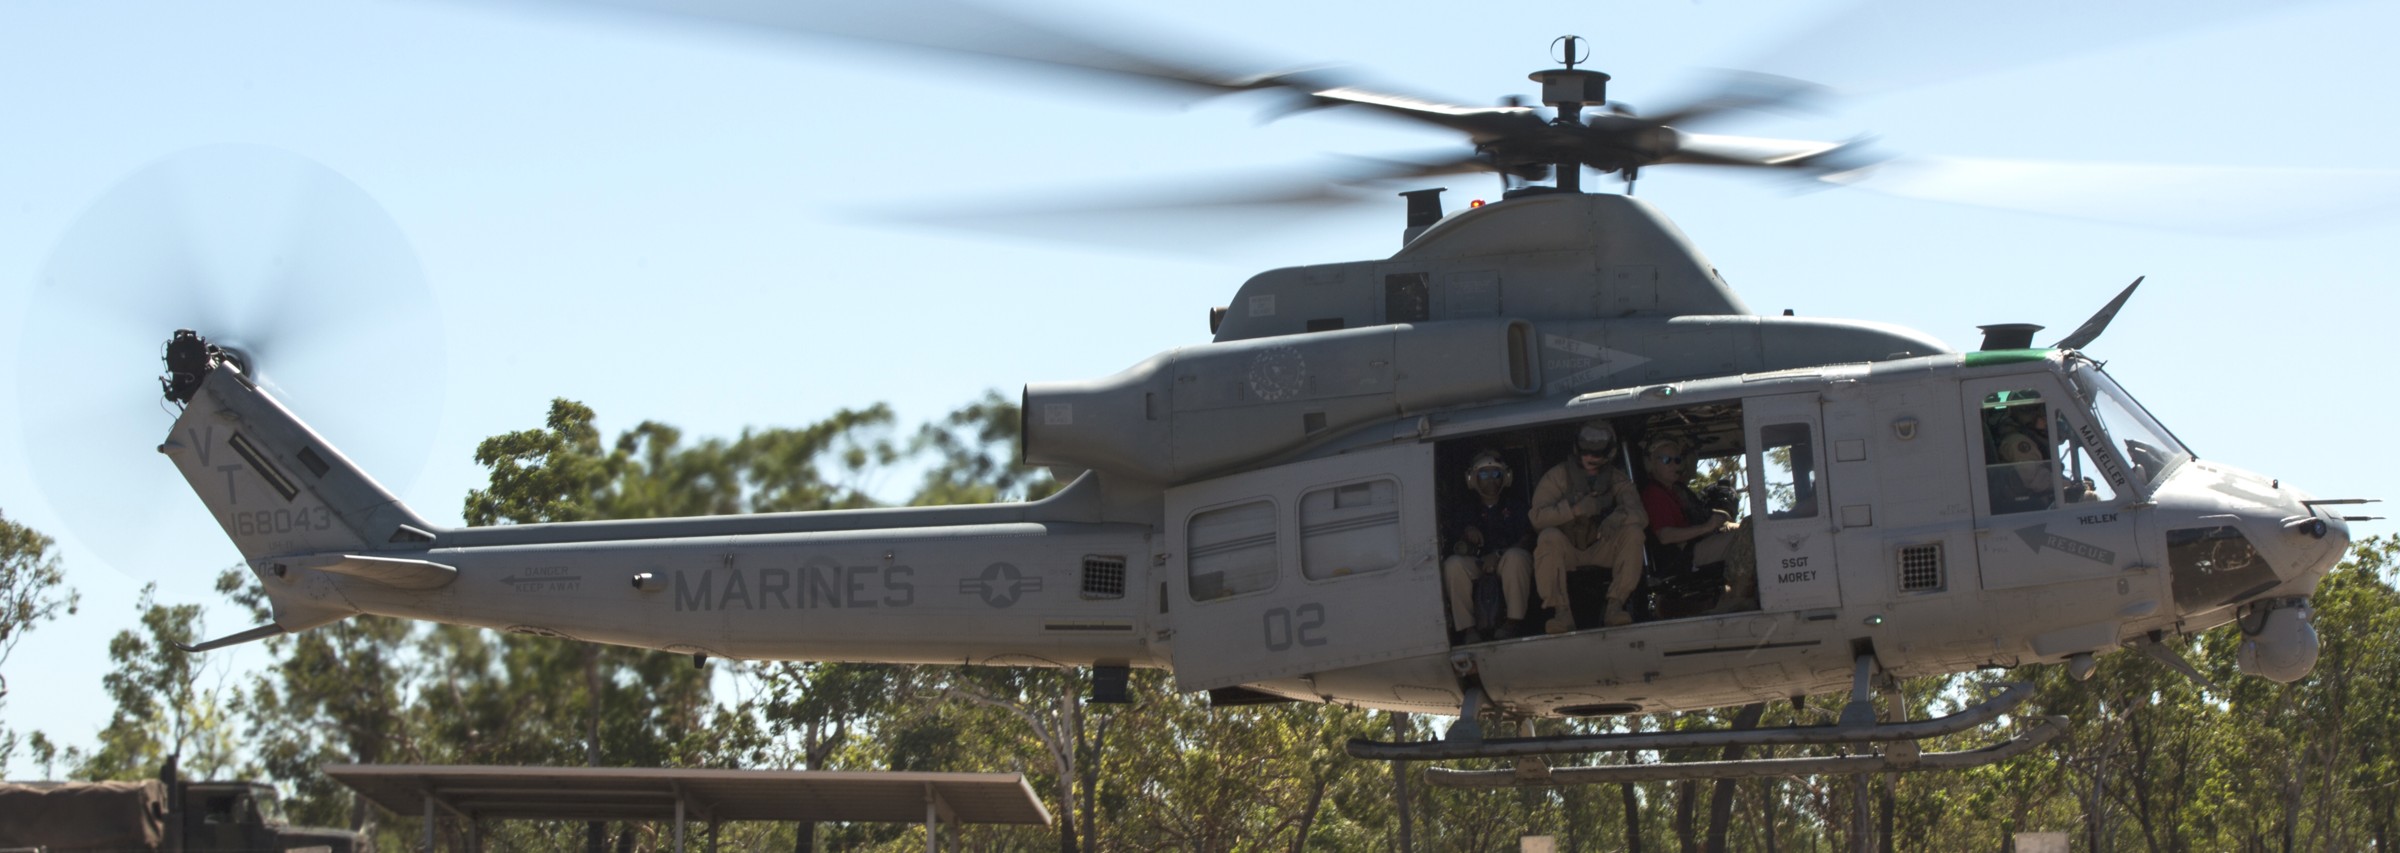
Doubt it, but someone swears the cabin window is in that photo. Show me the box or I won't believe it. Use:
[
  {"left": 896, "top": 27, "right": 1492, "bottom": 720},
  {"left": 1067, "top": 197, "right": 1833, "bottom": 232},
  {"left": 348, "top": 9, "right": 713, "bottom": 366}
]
[
  {"left": 1980, "top": 389, "right": 2057, "bottom": 514},
  {"left": 1759, "top": 423, "right": 1819, "bottom": 519},
  {"left": 1188, "top": 500, "right": 1279, "bottom": 601},
  {"left": 1384, "top": 273, "right": 1430, "bottom": 323},
  {"left": 1299, "top": 479, "right": 1402, "bottom": 580}
]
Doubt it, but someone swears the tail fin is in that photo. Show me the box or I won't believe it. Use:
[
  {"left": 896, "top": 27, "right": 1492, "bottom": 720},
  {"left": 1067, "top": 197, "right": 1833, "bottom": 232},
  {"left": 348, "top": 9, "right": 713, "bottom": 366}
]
[{"left": 160, "top": 346, "right": 436, "bottom": 564}]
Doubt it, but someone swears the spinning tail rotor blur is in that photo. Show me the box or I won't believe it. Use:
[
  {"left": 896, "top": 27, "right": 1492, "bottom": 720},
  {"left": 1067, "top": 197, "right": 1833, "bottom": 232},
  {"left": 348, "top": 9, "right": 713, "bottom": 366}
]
[{"left": 14, "top": 145, "right": 445, "bottom": 584}]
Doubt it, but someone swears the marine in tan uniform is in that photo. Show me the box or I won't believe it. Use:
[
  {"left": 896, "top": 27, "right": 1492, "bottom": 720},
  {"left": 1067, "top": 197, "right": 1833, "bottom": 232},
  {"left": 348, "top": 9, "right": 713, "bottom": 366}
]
[{"left": 1529, "top": 421, "right": 1649, "bottom": 631}]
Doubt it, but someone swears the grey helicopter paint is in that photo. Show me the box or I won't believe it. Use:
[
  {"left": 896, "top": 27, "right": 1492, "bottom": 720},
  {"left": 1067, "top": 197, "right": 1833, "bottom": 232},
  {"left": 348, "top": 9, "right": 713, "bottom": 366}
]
[
  {"left": 141, "top": 14, "right": 2371, "bottom": 782},
  {"left": 155, "top": 191, "right": 2358, "bottom": 781}
]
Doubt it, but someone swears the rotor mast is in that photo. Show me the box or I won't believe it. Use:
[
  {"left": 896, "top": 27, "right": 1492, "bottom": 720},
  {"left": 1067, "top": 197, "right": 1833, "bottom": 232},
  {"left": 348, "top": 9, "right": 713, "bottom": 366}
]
[{"left": 1529, "top": 35, "right": 1609, "bottom": 194}]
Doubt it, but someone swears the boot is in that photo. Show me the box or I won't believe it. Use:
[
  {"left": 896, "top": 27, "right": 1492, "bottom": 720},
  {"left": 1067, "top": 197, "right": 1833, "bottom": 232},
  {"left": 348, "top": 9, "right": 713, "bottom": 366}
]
[
  {"left": 1544, "top": 610, "right": 1576, "bottom": 635},
  {"left": 1602, "top": 597, "right": 1633, "bottom": 627}
]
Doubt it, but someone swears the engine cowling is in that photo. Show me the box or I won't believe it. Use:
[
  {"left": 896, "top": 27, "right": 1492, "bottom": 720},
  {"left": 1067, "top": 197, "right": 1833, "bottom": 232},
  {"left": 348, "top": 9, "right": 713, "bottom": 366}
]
[{"left": 1023, "top": 319, "right": 1536, "bottom": 483}]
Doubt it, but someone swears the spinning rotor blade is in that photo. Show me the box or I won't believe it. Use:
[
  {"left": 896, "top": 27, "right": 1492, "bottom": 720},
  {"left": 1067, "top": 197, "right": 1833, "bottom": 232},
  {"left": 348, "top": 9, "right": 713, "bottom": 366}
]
[
  {"left": 876, "top": 153, "right": 1492, "bottom": 252},
  {"left": 1633, "top": 71, "right": 1832, "bottom": 129},
  {"left": 1820, "top": 156, "right": 2400, "bottom": 233},
  {"left": 495, "top": 0, "right": 1529, "bottom": 141},
  {"left": 15, "top": 145, "right": 444, "bottom": 584},
  {"left": 511, "top": 0, "right": 1302, "bottom": 98},
  {"left": 1658, "top": 132, "right": 1867, "bottom": 171},
  {"left": 1731, "top": 0, "right": 2324, "bottom": 98}
]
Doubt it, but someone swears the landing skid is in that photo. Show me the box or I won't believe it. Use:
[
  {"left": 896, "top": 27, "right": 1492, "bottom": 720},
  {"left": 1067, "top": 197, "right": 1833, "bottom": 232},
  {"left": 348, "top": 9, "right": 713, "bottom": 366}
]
[
  {"left": 1424, "top": 717, "right": 2067, "bottom": 788},
  {"left": 1352, "top": 655, "right": 2061, "bottom": 786},
  {"left": 1346, "top": 680, "right": 2038, "bottom": 762}
]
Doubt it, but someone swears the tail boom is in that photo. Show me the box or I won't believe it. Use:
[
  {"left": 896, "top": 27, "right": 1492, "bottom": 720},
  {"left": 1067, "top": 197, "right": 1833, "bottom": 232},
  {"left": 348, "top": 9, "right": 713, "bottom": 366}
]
[{"left": 166, "top": 342, "right": 1162, "bottom": 668}]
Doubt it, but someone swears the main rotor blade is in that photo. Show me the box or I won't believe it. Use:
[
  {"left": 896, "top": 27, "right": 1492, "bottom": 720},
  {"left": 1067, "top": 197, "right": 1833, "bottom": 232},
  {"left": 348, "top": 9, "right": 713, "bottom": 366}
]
[
  {"left": 1819, "top": 156, "right": 2400, "bottom": 233},
  {"left": 1732, "top": 0, "right": 2330, "bottom": 97},
  {"left": 1298, "top": 87, "right": 1547, "bottom": 141},
  {"left": 499, "top": 0, "right": 1290, "bottom": 96},
  {"left": 16, "top": 145, "right": 444, "bottom": 584},
  {"left": 874, "top": 153, "right": 1491, "bottom": 252},
  {"left": 1660, "top": 132, "right": 1865, "bottom": 171},
  {"left": 1635, "top": 71, "right": 1832, "bottom": 129},
  {"left": 486, "top": 0, "right": 1518, "bottom": 136}
]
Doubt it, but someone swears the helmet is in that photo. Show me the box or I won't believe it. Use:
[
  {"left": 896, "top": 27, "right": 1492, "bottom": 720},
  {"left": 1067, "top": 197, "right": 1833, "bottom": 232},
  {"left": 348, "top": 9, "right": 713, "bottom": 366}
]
[
  {"left": 1465, "top": 449, "right": 1512, "bottom": 489},
  {"left": 1575, "top": 422, "right": 1617, "bottom": 456},
  {"left": 1644, "top": 433, "right": 1694, "bottom": 462}
]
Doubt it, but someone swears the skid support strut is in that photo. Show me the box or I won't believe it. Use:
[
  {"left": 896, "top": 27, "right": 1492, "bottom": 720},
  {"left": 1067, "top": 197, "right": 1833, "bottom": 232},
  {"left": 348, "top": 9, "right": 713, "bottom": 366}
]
[
  {"left": 1425, "top": 716, "right": 2067, "bottom": 787},
  {"left": 1349, "top": 680, "right": 2037, "bottom": 761},
  {"left": 1363, "top": 654, "right": 2059, "bottom": 786}
]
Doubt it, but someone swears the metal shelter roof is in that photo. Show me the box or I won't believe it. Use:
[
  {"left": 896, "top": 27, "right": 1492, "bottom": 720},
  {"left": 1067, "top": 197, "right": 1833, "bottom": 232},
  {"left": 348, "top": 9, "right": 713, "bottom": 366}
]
[{"left": 322, "top": 764, "right": 1053, "bottom": 826}]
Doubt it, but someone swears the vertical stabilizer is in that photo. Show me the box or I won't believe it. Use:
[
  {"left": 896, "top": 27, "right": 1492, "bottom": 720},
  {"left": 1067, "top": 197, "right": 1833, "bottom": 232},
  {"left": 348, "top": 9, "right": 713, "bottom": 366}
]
[{"left": 160, "top": 363, "right": 434, "bottom": 565}]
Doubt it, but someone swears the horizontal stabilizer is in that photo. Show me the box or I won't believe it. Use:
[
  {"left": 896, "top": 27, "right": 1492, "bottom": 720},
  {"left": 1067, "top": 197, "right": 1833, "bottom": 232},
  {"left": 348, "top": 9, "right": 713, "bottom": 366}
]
[
  {"left": 172, "top": 622, "right": 287, "bottom": 653},
  {"left": 293, "top": 554, "right": 459, "bottom": 590}
]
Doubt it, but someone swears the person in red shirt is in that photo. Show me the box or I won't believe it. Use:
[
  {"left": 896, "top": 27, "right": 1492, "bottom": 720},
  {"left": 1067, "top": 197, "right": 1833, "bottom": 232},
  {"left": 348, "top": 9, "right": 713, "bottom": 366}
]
[{"left": 1639, "top": 435, "right": 1745, "bottom": 615}]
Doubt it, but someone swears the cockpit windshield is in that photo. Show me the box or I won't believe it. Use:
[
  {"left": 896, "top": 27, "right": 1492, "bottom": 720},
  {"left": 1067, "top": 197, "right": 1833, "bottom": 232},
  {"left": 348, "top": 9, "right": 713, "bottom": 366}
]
[{"left": 2069, "top": 361, "right": 2192, "bottom": 491}]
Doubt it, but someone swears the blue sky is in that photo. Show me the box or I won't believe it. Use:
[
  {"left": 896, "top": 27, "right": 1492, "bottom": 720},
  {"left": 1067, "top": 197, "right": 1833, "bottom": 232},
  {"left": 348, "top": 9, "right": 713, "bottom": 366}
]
[{"left": 3, "top": 0, "right": 2395, "bottom": 764}]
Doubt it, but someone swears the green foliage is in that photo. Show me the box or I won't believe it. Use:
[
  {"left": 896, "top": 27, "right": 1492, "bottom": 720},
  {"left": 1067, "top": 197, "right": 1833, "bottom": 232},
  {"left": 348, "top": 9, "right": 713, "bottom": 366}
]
[
  {"left": 0, "top": 509, "right": 77, "bottom": 777},
  {"left": 80, "top": 584, "right": 240, "bottom": 781},
  {"left": 910, "top": 389, "right": 1060, "bottom": 506}
]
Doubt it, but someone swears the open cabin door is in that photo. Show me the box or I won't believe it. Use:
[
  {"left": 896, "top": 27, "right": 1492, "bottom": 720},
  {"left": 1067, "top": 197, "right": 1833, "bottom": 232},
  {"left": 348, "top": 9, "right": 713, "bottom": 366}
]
[
  {"left": 1164, "top": 441, "right": 1446, "bottom": 691},
  {"left": 1744, "top": 392, "right": 1841, "bottom": 611}
]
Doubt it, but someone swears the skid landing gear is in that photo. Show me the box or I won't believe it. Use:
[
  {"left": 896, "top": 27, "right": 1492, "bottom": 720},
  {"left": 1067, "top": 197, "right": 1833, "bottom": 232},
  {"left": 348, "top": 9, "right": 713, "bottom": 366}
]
[{"left": 1353, "top": 656, "right": 2063, "bottom": 787}]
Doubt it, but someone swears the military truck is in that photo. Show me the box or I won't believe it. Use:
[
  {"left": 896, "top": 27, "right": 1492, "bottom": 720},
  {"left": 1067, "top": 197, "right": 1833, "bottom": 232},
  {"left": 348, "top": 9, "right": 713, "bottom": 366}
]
[{"left": 0, "top": 760, "right": 359, "bottom": 852}]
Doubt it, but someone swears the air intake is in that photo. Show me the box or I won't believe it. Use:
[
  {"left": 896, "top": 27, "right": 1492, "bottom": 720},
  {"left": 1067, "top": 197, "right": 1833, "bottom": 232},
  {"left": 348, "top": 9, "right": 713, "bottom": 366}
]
[
  {"left": 1898, "top": 544, "right": 1944, "bottom": 592},
  {"left": 1081, "top": 556, "right": 1127, "bottom": 600},
  {"left": 1976, "top": 323, "right": 2044, "bottom": 351}
]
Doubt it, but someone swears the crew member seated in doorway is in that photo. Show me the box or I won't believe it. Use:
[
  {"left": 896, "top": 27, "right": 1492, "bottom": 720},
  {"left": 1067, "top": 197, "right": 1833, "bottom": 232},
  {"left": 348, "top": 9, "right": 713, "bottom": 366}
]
[
  {"left": 1442, "top": 449, "right": 1534, "bottom": 643},
  {"left": 1530, "top": 422, "right": 1648, "bottom": 631},
  {"left": 1639, "top": 435, "right": 1755, "bottom": 616}
]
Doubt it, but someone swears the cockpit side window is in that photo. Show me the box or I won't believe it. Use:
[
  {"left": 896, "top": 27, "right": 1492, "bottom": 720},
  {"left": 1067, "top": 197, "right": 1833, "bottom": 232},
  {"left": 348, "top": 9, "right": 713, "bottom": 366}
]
[
  {"left": 1981, "top": 389, "right": 2057, "bottom": 514},
  {"left": 2056, "top": 411, "right": 2119, "bottom": 504},
  {"left": 2071, "top": 363, "right": 2192, "bottom": 491}
]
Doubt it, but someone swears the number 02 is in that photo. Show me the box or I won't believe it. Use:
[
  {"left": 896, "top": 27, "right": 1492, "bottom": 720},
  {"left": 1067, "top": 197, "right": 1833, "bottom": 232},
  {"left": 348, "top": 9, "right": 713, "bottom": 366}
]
[{"left": 1263, "top": 603, "right": 1328, "bottom": 651}]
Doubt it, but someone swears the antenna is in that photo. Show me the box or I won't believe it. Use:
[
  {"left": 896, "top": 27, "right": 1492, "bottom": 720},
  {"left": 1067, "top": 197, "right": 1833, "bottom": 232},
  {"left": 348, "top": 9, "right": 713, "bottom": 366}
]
[{"left": 1528, "top": 35, "right": 1610, "bottom": 193}]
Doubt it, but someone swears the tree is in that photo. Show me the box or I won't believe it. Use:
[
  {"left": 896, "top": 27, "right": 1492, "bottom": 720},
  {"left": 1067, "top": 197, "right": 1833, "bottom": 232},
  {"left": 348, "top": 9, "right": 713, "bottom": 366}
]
[
  {"left": 80, "top": 585, "right": 241, "bottom": 780},
  {"left": 0, "top": 509, "right": 77, "bottom": 776},
  {"left": 222, "top": 563, "right": 425, "bottom": 834}
]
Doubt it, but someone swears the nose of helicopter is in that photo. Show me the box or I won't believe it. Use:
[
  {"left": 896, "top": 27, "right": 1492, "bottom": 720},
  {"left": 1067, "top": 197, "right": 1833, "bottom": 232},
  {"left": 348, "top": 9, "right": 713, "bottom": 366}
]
[
  {"left": 2150, "top": 461, "right": 2350, "bottom": 682},
  {"left": 2153, "top": 462, "right": 2350, "bottom": 613}
]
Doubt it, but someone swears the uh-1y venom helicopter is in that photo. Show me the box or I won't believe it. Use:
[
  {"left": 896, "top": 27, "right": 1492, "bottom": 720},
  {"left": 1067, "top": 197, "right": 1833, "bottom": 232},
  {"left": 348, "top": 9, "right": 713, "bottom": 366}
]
[{"left": 146, "top": 10, "right": 2375, "bottom": 786}]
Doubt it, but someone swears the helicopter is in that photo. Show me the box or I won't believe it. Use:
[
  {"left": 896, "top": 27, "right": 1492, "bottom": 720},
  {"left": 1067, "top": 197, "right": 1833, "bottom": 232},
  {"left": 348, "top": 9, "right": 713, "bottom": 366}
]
[{"left": 37, "top": 1, "right": 2387, "bottom": 785}]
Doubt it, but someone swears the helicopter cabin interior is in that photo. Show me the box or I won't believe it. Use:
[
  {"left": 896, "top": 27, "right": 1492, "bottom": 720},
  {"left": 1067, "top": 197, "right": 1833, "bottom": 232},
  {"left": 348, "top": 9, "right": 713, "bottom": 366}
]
[{"left": 1432, "top": 397, "right": 1826, "bottom": 644}]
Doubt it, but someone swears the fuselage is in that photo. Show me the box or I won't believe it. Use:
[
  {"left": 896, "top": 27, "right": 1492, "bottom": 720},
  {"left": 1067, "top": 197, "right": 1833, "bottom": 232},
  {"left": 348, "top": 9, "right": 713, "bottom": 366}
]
[
  {"left": 176, "top": 346, "right": 2344, "bottom": 720},
  {"left": 1168, "top": 349, "right": 2346, "bottom": 717},
  {"left": 167, "top": 192, "right": 2346, "bottom": 720}
]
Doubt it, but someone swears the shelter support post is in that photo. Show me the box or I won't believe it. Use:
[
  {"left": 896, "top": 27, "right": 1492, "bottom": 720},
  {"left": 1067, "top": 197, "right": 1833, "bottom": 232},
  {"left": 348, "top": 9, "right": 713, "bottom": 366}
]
[
  {"left": 924, "top": 783, "right": 955, "bottom": 853},
  {"left": 423, "top": 793, "right": 435, "bottom": 852}
]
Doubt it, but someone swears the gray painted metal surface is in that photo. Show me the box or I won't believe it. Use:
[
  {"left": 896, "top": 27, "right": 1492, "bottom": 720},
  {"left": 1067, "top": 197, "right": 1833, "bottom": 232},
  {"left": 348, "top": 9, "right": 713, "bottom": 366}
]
[{"left": 160, "top": 191, "right": 2352, "bottom": 780}]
